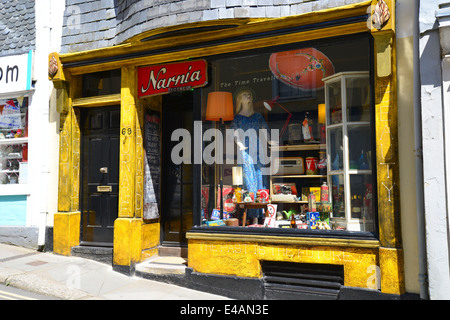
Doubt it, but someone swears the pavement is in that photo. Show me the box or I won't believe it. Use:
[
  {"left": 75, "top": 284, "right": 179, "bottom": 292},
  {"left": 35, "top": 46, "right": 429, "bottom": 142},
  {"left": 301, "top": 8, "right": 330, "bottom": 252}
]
[{"left": 0, "top": 243, "right": 230, "bottom": 300}]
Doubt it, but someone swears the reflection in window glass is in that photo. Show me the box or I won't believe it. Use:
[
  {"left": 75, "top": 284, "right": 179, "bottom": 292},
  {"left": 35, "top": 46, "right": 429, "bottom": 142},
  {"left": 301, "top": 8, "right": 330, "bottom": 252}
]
[
  {"left": 330, "top": 174, "right": 345, "bottom": 220},
  {"left": 327, "top": 80, "right": 342, "bottom": 125},
  {"left": 350, "top": 174, "right": 374, "bottom": 231},
  {"left": 346, "top": 77, "right": 371, "bottom": 122},
  {"left": 328, "top": 127, "right": 343, "bottom": 171},
  {"left": 82, "top": 69, "right": 121, "bottom": 97},
  {"left": 348, "top": 125, "right": 372, "bottom": 170}
]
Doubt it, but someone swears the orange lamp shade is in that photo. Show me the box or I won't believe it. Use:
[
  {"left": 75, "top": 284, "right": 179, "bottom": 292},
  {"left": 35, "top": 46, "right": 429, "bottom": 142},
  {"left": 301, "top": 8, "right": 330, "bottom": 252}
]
[
  {"left": 206, "top": 92, "right": 234, "bottom": 121},
  {"left": 318, "top": 103, "right": 326, "bottom": 124}
]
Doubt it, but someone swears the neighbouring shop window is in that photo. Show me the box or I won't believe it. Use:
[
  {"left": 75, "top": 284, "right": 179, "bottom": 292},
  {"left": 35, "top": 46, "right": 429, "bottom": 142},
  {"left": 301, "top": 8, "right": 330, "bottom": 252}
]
[
  {"left": 200, "top": 35, "right": 376, "bottom": 233},
  {"left": 0, "top": 97, "right": 29, "bottom": 185},
  {"left": 82, "top": 69, "right": 121, "bottom": 97}
]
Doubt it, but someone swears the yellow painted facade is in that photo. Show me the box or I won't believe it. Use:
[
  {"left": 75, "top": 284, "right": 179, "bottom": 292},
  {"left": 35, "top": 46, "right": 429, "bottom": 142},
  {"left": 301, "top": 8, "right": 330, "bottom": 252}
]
[
  {"left": 188, "top": 239, "right": 379, "bottom": 288},
  {"left": 113, "top": 218, "right": 142, "bottom": 266},
  {"left": 53, "top": 211, "right": 80, "bottom": 256},
  {"left": 50, "top": 0, "right": 407, "bottom": 295}
]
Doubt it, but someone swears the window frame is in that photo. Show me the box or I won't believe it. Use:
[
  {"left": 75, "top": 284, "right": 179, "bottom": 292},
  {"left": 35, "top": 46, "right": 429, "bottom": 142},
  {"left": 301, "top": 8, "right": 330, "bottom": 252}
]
[{"left": 193, "top": 32, "right": 378, "bottom": 239}]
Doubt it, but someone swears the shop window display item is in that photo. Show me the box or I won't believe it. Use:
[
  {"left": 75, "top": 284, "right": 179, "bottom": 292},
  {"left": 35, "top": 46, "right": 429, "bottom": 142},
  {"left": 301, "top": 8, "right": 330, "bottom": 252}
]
[
  {"left": 231, "top": 86, "right": 271, "bottom": 219},
  {"left": 269, "top": 48, "right": 335, "bottom": 91},
  {"left": 206, "top": 91, "right": 234, "bottom": 219},
  {"left": 323, "top": 72, "right": 374, "bottom": 231}
]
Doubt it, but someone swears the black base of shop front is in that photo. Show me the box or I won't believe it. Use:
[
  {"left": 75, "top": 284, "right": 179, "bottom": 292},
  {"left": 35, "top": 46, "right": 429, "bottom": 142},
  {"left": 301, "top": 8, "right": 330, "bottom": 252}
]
[{"left": 135, "top": 267, "right": 420, "bottom": 300}]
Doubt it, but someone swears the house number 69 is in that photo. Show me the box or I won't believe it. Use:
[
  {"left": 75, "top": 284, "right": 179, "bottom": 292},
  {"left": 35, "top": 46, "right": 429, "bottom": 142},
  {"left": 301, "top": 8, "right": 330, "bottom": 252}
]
[{"left": 122, "top": 128, "right": 132, "bottom": 136}]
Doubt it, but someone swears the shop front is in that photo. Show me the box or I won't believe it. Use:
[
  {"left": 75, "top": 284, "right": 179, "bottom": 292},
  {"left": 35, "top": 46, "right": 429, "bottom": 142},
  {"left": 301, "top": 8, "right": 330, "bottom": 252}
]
[
  {"left": 0, "top": 51, "right": 34, "bottom": 244},
  {"left": 50, "top": 0, "right": 405, "bottom": 298}
]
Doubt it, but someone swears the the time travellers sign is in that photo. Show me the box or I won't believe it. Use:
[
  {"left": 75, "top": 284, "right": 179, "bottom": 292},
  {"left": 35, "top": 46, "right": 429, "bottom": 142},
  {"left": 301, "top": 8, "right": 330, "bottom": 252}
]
[{"left": 138, "top": 59, "right": 208, "bottom": 98}]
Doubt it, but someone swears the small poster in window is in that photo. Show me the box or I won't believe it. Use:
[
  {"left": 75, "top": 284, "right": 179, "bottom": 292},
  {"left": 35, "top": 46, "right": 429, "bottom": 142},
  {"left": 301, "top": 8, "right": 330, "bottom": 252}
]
[
  {"left": 263, "top": 204, "right": 277, "bottom": 228},
  {"left": 0, "top": 100, "right": 21, "bottom": 129}
]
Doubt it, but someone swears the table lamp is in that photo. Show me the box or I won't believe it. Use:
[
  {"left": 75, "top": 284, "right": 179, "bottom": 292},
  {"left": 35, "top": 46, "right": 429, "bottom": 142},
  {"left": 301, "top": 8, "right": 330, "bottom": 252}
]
[
  {"left": 318, "top": 103, "right": 326, "bottom": 143},
  {"left": 206, "top": 92, "right": 234, "bottom": 219},
  {"left": 206, "top": 92, "right": 234, "bottom": 122},
  {"left": 263, "top": 97, "right": 292, "bottom": 141},
  {"left": 232, "top": 166, "right": 243, "bottom": 203}
]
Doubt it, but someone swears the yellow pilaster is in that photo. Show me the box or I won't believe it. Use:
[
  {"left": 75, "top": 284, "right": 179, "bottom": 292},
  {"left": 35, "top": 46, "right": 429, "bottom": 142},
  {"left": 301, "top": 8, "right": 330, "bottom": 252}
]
[
  {"left": 379, "top": 247, "right": 405, "bottom": 295},
  {"left": 58, "top": 105, "right": 72, "bottom": 212},
  {"left": 114, "top": 66, "right": 143, "bottom": 268},
  {"left": 135, "top": 100, "right": 145, "bottom": 219},
  {"left": 119, "top": 66, "right": 137, "bottom": 218},
  {"left": 53, "top": 212, "right": 80, "bottom": 256},
  {"left": 71, "top": 107, "right": 81, "bottom": 211},
  {"left": 113, "top": 218, "right": 143, "bottom": 266},
  {"left": 371, "top": 0, "right": 405, "bottom": 295},
  {"left": 58, "top": 104, "right": 81, "bottom": 212},
  {"left": 54, "top": 72, "right": 83, "bottom": 256}
]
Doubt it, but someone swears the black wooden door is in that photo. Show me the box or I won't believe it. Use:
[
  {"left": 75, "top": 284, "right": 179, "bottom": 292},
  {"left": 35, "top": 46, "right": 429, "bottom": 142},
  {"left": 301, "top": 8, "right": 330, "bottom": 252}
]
[
  {"left": 161, "top": 92, "right": 194, "bottom": 246},
  {"left": 80, "top": 106, "right": 120, "bottom": 245}
]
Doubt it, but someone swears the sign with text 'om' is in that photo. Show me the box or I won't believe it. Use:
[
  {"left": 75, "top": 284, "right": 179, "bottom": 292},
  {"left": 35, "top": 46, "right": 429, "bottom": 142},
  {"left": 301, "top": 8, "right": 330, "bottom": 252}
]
[
  {"left": 0, "top": 51, "right": 33, "bottom": 95},
  {"left": 138, "top": 59, "right": 208, "bottom": 98}
]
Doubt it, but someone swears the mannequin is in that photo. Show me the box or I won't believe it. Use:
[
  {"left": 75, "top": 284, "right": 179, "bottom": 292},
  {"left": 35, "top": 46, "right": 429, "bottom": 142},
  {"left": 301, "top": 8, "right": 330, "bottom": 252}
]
[{"left": 231, "top": 87, "right": 270, "bottom": 222}]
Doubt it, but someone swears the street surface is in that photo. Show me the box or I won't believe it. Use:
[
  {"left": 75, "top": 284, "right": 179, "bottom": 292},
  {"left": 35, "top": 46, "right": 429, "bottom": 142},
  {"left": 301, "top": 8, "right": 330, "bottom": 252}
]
[{"left": 0, "top": 284, "right": 58, "bottom": 300}]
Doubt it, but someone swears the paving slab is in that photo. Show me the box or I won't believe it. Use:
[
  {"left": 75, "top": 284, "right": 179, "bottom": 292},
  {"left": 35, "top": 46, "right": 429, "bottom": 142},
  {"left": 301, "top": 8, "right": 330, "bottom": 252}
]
[{"left": 0, "top": 243, "right": 229, "bottom": 300}]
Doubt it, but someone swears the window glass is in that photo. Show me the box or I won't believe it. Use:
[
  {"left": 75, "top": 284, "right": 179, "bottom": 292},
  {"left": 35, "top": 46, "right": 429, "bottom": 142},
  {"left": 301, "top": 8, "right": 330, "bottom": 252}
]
[
  {"left": 0, "top": 97, "right": 29, "bottom": 185},
  {"left": 82, "top": 69, "right": 121, "bottom": 97},
  {"left": 199, "top": 36, "right": 375, "bottom": 233}
]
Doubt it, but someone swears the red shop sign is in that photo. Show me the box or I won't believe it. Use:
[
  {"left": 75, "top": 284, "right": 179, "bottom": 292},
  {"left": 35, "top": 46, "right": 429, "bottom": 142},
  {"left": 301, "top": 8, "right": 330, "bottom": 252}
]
[{"left": 138, "top": 59, "right": 208, "bottom": 98}]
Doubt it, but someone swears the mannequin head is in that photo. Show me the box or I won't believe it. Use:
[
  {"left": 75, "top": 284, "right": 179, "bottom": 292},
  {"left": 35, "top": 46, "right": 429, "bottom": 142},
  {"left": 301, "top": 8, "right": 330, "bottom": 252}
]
[{"left": 235, "top": 87, "right": 256, "bottom": 115}]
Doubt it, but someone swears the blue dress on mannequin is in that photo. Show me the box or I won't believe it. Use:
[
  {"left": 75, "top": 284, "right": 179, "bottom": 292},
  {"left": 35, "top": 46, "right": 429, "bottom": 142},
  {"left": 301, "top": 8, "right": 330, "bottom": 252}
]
[{"left": 231, "top": 113, "right": 270, "bottom": 219}]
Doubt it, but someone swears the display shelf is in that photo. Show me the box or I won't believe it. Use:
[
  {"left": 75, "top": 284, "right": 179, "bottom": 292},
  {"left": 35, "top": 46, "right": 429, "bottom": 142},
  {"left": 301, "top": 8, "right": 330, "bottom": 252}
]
[
  {"left": 324, "top": 71, "right": 374, "bottom": 232},
  {"left": 271, "top": 174, "right": 326, "bottom": 179},
  {"left": 0, "top": 184, "right": 30, "bottom": 196},
  {"left": 0, "top": 138, "right": 28, "bottom": 146},
  {"left": 327, "top": 122, "right": 370, "bottom": 130},
  {"left": 347, "top": 170, "right": 372, "bottom": 175},
  {"left": 270, "top": 200, "right": 307, "bottom": 204},
  {"left": 270, "top": 144, "right": 326, "bottom": 152}
]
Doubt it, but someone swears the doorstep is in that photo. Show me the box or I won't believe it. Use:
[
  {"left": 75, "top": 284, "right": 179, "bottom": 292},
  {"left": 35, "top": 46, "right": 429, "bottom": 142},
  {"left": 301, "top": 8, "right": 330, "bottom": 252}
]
[
  {"left": 71, "top": 245, "right": 113, "bottom": 265},
  {"left": 136, "top": 255, "right": 187, "bottom": 276}
]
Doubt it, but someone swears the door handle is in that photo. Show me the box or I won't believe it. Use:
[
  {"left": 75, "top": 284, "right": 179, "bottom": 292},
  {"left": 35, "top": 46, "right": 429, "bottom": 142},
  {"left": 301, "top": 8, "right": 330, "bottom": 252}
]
[{"left": 100, "top": 167, "right": 108, "bottom": 174}]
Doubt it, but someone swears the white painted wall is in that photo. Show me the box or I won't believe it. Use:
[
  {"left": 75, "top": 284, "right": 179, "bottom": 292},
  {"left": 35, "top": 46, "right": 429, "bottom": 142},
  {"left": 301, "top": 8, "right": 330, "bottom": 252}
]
[
  {"left": 28, "top": 0, "right": 65, "bottom": 245},
  {"left": 419, "top": 0, "right": 450, "bottom": 300},
  {"left": 396, "top": 0, "right": 421, "bottom": 296}
]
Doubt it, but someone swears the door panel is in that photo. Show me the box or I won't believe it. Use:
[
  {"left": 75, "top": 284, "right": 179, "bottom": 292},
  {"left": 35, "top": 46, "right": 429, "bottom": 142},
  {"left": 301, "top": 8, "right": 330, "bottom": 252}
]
[
  {"left": 161, "top": 92, "right": 194, "bottom": 246},
  {"left": 80, "top": 106, "right": 120, "bottom": 245}
]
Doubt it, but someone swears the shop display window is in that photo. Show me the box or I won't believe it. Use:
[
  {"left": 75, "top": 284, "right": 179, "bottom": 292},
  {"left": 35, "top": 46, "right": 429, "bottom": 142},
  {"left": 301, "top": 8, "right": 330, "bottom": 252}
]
[
  {"left": 0, "top": 97, "right": 28, "bottom": 185},
  {"left": 199, "top": 35, "right": 375, "bottom": 233}
]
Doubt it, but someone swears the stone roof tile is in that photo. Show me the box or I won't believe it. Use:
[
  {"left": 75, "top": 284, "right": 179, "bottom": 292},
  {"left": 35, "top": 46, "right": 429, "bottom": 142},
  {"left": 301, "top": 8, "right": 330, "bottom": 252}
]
[{"left": 0, "top": 0, "right": 35, "bottom": 57}]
